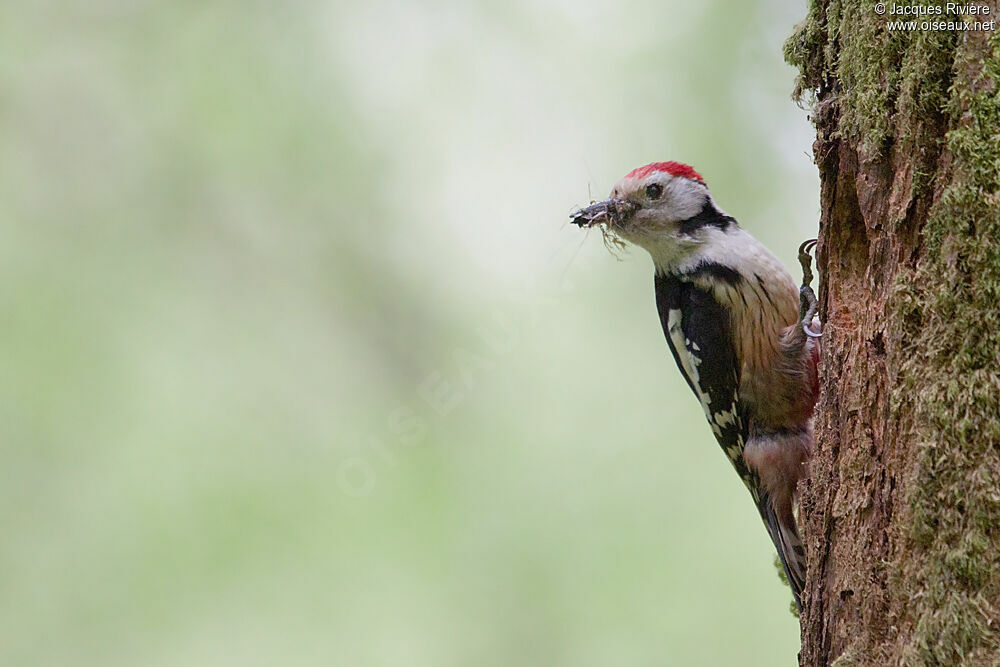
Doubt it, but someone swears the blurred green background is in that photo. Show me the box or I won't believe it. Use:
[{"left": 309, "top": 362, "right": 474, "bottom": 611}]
[{"left": 1, "top": 1, "right": 819, "bottom": 664}]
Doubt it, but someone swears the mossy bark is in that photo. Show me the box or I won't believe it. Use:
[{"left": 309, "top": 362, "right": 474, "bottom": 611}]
[{"left": 785, "top": 2, "right": 1000, "bottom": 664}]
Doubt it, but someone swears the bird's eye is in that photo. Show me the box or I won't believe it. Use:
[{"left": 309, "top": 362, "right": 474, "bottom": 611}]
[{"left": 645, "top": 183, "right": 663, "bottom": 200}]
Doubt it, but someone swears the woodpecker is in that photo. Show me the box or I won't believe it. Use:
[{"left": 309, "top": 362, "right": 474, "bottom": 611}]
[{"left": 571, "top": 161, "right": 821, "bottom": 609}]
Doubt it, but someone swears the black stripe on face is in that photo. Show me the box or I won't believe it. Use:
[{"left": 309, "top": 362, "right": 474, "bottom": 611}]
[{"left": 679, "top": 199, "right": 736, "bottom": 235}]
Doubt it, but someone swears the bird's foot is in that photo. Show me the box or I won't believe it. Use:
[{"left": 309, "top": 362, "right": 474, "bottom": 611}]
[{"left": 797, "top": 239, "right": 822, "bottom": 339}]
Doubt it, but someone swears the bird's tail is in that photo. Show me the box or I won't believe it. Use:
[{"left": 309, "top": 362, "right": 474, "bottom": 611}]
[{"left": 759, "top": 498, "right": 806, "bottom": 610}]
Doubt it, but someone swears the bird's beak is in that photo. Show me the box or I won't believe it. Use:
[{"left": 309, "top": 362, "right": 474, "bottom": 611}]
[{"left": 570, "top": 198, "right": 636, "bottom": 228}]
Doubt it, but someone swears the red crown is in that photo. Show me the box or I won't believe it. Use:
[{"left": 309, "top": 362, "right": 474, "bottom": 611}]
[{"left": 625, "top": 161, "right": 704, "bottom": 183}]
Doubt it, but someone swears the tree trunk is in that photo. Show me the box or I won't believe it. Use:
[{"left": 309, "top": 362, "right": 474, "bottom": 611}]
[{"left": 784, "top": 3, "right": 1000, "bottom": 664}]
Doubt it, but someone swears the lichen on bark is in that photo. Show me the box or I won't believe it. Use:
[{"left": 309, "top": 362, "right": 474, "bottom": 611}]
[{"left": 784, "top": 1, "right": 1000, "bottom": 664}]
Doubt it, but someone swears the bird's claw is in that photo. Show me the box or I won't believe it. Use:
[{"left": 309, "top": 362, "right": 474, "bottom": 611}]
[
  {"left": 798, "top": 239, "right": 822, "bottom": 339},
  {"left": 798, "top": 239, "right": 818, "bottom": 288}
]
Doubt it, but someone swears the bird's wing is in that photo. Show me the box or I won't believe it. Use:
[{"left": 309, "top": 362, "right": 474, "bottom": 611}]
[
  {"left": 654, "top": 272, "right": 805, "bottom": 606},
  {"left": 653, "top": 273, "right": 758, "bottom": 500}
]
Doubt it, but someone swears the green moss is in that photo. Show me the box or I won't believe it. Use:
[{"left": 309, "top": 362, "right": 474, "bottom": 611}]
[
  {"left": 773, "top": 555, "right": 801, "bottom": 618},
  {"left": 912, "top": 596, "right": 999, "bottom": 664},
  {"left": 892, "top": 30, "right": 1000, "bottom": 664},
  {"left": 786, "top": 1, "right": 956, "bottom": 159},
  {"left": 830, "top": 648, "right": 861, "bottom": 667},
  {"left": 784, "top": 1, "right": 827, "bottom": 103}
]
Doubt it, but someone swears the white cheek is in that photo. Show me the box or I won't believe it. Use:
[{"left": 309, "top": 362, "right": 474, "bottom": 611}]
[
  {"left": 674, "top": 195, "right": 704, "bottom": 221},
  {"left": 662, "top": 179, "right": 706, "bottom": 221}
]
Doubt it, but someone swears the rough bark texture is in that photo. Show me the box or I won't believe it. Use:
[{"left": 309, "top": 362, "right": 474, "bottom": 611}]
[{"left": 785, "top": 2, "right": 1000, "bottom": 665}]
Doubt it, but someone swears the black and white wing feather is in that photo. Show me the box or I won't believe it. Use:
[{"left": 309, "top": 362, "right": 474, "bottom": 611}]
[
  {"left": 653, "top": 273, "right": 758, "bottom": 500},
  {"left": 653, "top": 272, "right": 805, "bottom": 607}
]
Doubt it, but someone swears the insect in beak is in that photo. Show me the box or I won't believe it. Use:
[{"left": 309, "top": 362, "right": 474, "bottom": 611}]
[{"left": 570, "top": 198, "right": 636, "bottom": 228}]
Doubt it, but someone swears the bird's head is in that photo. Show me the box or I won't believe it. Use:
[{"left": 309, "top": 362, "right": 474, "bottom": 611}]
[{"left": 572, "top": 161, "right": 730, "bottom": 264}]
